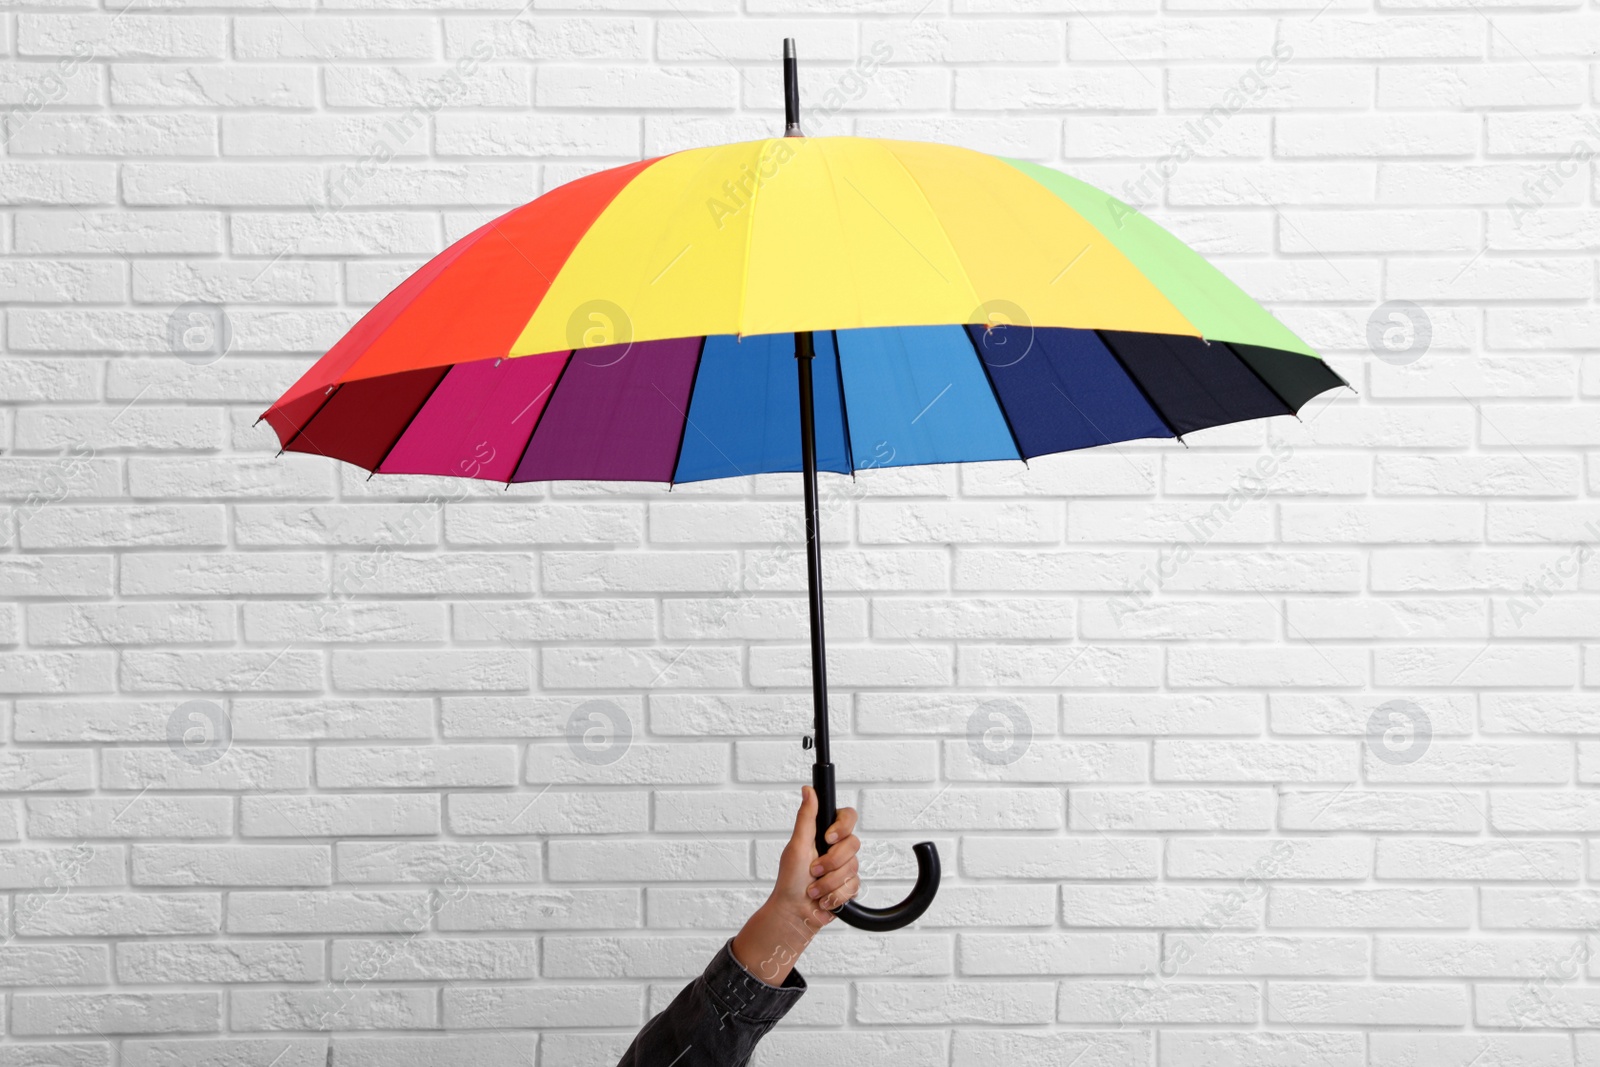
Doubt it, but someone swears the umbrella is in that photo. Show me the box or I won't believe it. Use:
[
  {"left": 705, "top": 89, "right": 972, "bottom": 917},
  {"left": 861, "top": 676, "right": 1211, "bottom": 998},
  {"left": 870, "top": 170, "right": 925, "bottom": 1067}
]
[{"left": 261, "top": 41, "right": 1348, "bottom": 932}]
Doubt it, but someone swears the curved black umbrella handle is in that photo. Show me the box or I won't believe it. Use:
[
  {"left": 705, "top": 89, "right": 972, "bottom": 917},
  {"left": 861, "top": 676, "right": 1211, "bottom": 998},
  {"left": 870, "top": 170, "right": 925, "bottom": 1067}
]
[{"left": 813, "top": 763, "right": 940, "bottom": 932}]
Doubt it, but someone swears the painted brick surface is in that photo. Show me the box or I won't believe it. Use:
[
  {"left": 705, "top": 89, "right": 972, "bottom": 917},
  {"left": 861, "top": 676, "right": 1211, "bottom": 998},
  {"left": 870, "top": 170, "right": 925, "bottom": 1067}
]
[{"left": 0, "top": 4, "right": 1593, "bottom": 1064}]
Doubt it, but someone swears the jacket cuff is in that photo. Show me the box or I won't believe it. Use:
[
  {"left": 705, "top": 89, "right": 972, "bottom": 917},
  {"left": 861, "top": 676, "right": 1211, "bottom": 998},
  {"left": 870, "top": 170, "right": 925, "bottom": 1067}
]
[{"left": 702, "top": 938, "right": 806, "bottom": 1024}]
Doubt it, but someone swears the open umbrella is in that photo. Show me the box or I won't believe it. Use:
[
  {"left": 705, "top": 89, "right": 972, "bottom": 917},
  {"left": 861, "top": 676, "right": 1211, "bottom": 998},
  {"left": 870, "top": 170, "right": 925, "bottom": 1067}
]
[{"left": 262, "top": 41, "right": 1347, "bottom": 932}]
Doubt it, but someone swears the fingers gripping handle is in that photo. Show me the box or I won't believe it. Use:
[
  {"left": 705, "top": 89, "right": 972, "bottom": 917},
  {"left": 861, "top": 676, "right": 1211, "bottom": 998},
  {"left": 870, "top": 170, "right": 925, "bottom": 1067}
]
[{"left": 812, "top": 762, "right": 941, "bottom": 932}]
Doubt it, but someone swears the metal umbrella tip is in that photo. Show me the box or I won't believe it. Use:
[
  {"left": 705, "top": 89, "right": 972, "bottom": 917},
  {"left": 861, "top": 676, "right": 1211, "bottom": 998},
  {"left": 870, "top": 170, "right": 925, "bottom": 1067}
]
[{"left": 784, "top": 38, "right": 795, "bottom": 57}]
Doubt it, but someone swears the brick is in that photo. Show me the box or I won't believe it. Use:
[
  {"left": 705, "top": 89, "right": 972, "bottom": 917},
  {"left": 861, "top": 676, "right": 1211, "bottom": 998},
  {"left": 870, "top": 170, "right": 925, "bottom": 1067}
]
[
  {"left": 119, "top": 649, "right": 323, "bottom": 692},
  {"left": 1155, "top": 741, "right": 1358, "bottom": 782},
  {"left": 231, "top": 988, "right": 435, "bottom": 1031},
  {"left": 436, "top": 889, "right": 641, "bottom": 931},
  {"left": 955, "top": 67, "right": 1157, "bottom": 110},
  {"left": 103, "top": 747, "right": 309, "bottom": 791},
  {"left": 443, "top": 984, "right": 640, "bottom": 1028},
  {"left": 1167, "top": 837, "right": 1372, "bottom": 880},
  {"left": 328, "top": 1036, "right": 533, "bottom": 1067},
  {"left": 1282, "top": 790, "right": 1483, "bottom": 832},
  {"left": 1271, "top": 887, "right": 1475, "bottom": 928},
  {"left": 17, "top": 893, "right": 221, "bottom": 937},
  {"left": 0, "top": 844, "right": 125, "bottom": 889},
  {"left": 332, "top": 650, "right": 529, "bottom": 691},
  {"left": 0, "top": 559, "right": 112, "bottom": 601},
  {"left": 241, "top": 795, "right": 439, "bottom": 838},
  {"left": 962, "top": 836, "right": 1159, "bottom": 880},
  {"left": 1074, "top": 788, "right": 1274, "bottom": 831},
  {"left": 0, "top": 651, "right": 114, "bottom": 693},
  {"left": 0, "top": 945, "right": 109, "bottom": 986},
  {"left": 12, "top": 993, "right": 219, "bottom": 1036},
  {"left": 1165, "top": 935, "right": 1370, "bottom": 977},
  {"left": 1162, "top": 1032, "right": 1365, "bottom": 1066},
  {"left": 1376, "top": 935, "right": 1584, "bottom": 977},
  {"left": 225, "top": 891, "right": 431, "bottom": 935},
  {"left": 234, "top": 16, "right": 437, "bottom": 59},
  {"left": 446, "top": 791, "right": 645, "bottom": 835},
  {"left": 133, "top": 845, "right": 330, "bottom": 887},
  {"left": 117, "top": 941, "right": 322, "bottom": 983},
  {"left": 332, "top": 938, "right": 535, "bottom": 981},
  {"left": 1270, "top": 981, "right": 1468, "bottom": 1024},
  {"left": 27, "top": 797, "right": 234, "bottom": 839},
  {"left": 232, "top": 697, "right": 433, "bottom": 740},
  {"left": 859, "top": 981, "right": 1054, "bottom": 1024},
  {"left": 123, "top": 1040, "right": 325, "bottom": 1067},
  {"left": 1373, "top": 1034, "right": 1572, "bottom": 1067},
  {"left": 1058, "top": 979, "right": 1258, "bottom": 1023},
  {"left": 316, "top": 745, "right": 517, "bottom": 788},
  {"left": 336, "top": 841, "right": 540, "bottom": 884},
  {"left": 113, "top": 66, "right": 316, "bottom": 109},
  {"left": 0, "top": 750, "right": 94, "bottom": 791}
]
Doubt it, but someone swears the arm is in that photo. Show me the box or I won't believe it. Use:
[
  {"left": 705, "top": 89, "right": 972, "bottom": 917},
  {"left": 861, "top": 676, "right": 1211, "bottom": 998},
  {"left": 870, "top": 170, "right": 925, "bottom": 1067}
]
[{"left": 615, "top": 787, "right": 860, "bottom": 1067}]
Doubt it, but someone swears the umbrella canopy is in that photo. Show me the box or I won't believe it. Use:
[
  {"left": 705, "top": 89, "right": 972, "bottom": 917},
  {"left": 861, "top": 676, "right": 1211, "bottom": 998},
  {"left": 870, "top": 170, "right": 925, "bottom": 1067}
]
[
  {"left": 262, "top": 42, "right": 1347, "bottom": 934},
  {"left": 261, "top": 139, "right": 1343, "bottom": 484}
]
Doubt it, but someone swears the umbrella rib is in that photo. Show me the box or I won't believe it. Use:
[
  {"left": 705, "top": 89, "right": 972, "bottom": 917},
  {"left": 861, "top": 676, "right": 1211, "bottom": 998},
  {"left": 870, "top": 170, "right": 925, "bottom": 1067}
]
[
  {"left": 366, "top": 365, "right": 453, "bottom": 480},
  {"left": 1092, "top": 329, "right": 1184, "bottom": 445},
  {"left": 652, "top": 379, "right": 747, "bottom": 481},
  {"left": 274, "top": 382, "right": 344, "bottom": 456},
  {"left": 1222, "top": 341, "right": 1299, "bottom": 419},
  {"left": 504, "top": 351, "right": 575, "bottom": 488},
  {"left": 667, "top": 336, "right": 709, "bottom": 487},
  {"left": 830, "top": 330, "right": 856, "bottom": 476},
  {"left": 961, "top": 325, "right": 1028, "bottom": 465},
  {"left": 733, "top": 139, "right": 775, "bottom": 338},
  {"left": 873, "top": 139, "right": 985, "bottom": 308}
]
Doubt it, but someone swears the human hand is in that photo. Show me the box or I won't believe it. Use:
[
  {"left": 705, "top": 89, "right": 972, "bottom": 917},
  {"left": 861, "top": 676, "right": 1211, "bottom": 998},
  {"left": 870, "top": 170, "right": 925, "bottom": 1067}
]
[
  {"left": 729, "top": 786, "right": 861, "bottom": 986},
  {"left": 789, "top": 784, "right": 860, "bottom": 915}
]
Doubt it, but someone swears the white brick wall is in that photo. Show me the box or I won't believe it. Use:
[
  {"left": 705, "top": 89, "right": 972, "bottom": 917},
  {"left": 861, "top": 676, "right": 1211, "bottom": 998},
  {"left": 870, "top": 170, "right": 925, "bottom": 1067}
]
[{"left": 1, "top": 2, "right": 1596, "bottom": 1063}]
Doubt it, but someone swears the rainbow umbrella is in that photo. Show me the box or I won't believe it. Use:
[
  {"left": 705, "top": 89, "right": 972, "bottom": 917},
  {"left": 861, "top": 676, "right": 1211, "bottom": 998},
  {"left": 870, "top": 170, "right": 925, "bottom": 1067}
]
[{"left": 263, "top": 41, "right": 1347, "bottom": 932}]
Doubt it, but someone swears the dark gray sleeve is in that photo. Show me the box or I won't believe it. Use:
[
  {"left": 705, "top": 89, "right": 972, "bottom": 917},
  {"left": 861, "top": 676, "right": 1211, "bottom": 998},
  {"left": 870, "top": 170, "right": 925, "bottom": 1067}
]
[{"left": 615, "top": 938, "right": 806, "bottom": 1067}]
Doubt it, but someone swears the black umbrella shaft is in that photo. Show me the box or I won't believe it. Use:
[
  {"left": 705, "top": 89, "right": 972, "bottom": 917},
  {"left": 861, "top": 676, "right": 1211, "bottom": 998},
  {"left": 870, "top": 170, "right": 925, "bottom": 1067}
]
[{"left": 795, "top": 331, "right": 830, "bottom": 768}]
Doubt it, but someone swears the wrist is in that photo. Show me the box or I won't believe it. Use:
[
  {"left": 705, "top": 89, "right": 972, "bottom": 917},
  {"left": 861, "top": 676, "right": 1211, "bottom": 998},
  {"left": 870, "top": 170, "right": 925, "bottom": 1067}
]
[{"left": 731, "top": 899, "right": 820, "bottom": 987}]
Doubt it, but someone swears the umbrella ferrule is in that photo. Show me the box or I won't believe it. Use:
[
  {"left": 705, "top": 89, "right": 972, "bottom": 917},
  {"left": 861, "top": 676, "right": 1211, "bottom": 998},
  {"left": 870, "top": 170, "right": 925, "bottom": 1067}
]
[{"left": 783, "top": 38, "right": 803, "bottom": 138}]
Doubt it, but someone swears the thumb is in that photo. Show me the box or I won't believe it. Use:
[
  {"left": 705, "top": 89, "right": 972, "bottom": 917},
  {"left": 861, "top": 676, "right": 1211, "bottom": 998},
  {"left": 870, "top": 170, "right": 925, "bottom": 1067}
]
[{"left": 789, "top": 786, "right": 818, "bottom": 853}]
